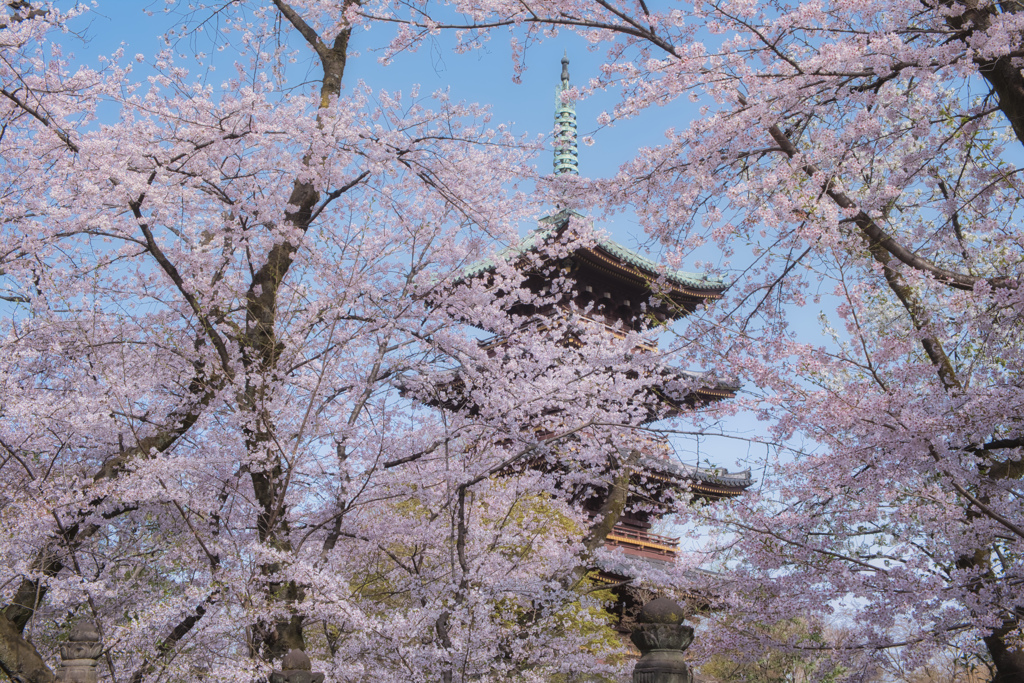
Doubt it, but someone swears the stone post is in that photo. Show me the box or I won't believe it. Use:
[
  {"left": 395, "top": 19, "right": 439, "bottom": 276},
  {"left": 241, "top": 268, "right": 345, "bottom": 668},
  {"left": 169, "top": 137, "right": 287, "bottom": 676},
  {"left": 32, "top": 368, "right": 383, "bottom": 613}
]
[
  {"left": 55, "top": 620, "right": 103, "bottom": 683},
  {"left": 630, "top": 597, "right": 694, "bottom": 683},
  {"left": 269, "top": 649, "right": 324, "bottom": 683}
]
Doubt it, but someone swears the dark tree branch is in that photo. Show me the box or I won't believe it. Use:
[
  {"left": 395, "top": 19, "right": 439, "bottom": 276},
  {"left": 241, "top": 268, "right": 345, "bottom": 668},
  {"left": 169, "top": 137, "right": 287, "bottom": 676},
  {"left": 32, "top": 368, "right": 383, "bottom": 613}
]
[
  {"left": 765, "top": 121, "right": 964, "bottom": 391},
  {"left": 129, "top": 591, "right": 220, "bottom": 683},
  {"left": 765, "top": 123, "right": 1015, "bottom": 293}
]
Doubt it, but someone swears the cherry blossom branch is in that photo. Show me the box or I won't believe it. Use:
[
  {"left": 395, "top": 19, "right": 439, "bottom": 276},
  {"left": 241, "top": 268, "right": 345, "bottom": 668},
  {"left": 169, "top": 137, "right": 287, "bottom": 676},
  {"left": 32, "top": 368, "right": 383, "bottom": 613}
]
[
  {"left": 581, "top": 447, "right": 637, "bottom": 553},
  {"left": 727, "top": 517, "right": 894, "bottom": 574},
  {"left": 762, "top": 116, "right": 972, "bottom": 392},
  {"left": 929, "top": 448, "right": 1024, "bottom": 541},
  {"left": 457, "top": 422, "right": 600, "bottom": 492},
  {"left": 271, "top": 0, "right": 352, "bottom": 106},
  {"left": 128, "top": 590, "right": 221, "bottom": 683},
  {"left": 0, "top": 1, "right": 45, "bottom": 29},
  {"left": 0, "top": 86, "right": 80, "bottom": 153},
  {"left": 131, "top": 199, "right": 233, "bottom": 376},
  {"left": 764, "top": 120, "right": 1017, "bottom": 293},
  {"left": 0, "top": 359, "right": 226, "bottom": 663},
  {"left": 762, "top": 623, "right": 971, "bottom": 652},
  {"left": 383, "top": 439, "right": 450, "bottom": 468},
  {"left": 270, "top": 0, "right": 332, "bottom": 61},
  {"left": 329, "top": 531, "right": 418, "bottom": 575},
  {"left": 358, "top": 6, "right": 680, "bottom": 57},
  {"left": 935, "top": 0, "right": 1024, "bottom": 147}
]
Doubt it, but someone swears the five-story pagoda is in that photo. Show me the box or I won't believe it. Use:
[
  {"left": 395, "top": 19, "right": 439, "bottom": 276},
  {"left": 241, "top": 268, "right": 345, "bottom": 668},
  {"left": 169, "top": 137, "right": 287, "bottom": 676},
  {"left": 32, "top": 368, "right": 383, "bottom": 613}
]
[{"left": 424, "top": 54, "right": 751, "bottom": 625}]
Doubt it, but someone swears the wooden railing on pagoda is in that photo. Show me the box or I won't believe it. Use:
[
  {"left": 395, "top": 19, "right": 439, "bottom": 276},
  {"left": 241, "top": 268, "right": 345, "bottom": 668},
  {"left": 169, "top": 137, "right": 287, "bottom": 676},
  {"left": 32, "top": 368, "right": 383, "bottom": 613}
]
[{"left": 604, "top": 524, "right": 681, "bottom": 560}]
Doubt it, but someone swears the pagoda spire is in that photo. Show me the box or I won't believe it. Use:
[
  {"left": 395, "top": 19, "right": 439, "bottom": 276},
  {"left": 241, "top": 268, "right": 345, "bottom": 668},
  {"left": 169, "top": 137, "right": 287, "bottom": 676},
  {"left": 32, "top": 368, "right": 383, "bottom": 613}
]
[{"left": 553, "top": 51, "right": 579, "bottom": 176}]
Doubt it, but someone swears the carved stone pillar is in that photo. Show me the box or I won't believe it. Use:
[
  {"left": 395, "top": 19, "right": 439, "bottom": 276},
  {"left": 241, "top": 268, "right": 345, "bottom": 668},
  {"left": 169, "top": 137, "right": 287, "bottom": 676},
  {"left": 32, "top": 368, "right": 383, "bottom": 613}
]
[
  {"left": 630, "top": 597, "right": 694, "bottom": 683},
  {"left": 269, "top": 649, "right": 324, "bottom": 683},
  {"left": 55, "top": 620, "right": 103, "bottom": 683}
]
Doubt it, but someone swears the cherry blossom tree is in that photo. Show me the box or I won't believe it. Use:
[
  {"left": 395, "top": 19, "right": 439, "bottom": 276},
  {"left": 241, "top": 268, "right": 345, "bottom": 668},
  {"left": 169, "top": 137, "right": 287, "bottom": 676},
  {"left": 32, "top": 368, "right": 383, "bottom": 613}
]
[
  {"left": 12, "top": 0, "right": 1024, "bottom": 679},
  {"left": 366, "top": 0, "right": 1024, "bottom": 680},
  {"left": 0, "top": 2, "right": 688, "bottom": 681}
]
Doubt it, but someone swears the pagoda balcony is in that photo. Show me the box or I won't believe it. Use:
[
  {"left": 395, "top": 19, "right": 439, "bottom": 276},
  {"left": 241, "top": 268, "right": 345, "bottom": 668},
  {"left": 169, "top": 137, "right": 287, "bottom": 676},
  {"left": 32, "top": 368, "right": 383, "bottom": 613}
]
[{"left": 603, "top": 523, "right": 681, "bottom": 560}]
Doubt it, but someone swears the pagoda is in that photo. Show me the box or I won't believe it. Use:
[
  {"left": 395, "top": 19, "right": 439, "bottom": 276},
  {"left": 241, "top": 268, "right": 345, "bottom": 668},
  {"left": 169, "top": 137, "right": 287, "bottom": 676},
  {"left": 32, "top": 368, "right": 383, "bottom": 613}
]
[{"left": 428, "top": 54, "right": 752, "bottom": 625}]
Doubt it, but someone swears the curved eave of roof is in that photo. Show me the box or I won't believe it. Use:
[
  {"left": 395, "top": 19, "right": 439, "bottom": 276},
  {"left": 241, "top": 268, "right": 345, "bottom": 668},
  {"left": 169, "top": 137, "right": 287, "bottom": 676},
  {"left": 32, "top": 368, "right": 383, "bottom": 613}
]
[
  {"left": 664, "top": 367, "right": 740, "bottom": 390},
  {"left": 584, "top": 242, "right": 726, "bottom": 295},
  {"left": 462, "top": 212, "right": 728, "bottom": 294},
  {"left": 656, "top": 369, "right": 741, "bottom": 407},
  {"left": 638, "top": 454, "right": 754, "bottom": 489}
]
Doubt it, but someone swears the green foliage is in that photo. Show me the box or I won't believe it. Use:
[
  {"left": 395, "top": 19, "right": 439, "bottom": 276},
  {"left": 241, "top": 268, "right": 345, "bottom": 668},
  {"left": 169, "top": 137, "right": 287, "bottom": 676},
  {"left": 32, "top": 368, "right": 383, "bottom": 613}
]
[{"left": 699, "top": 618, "right": 847, "bottom": 683}]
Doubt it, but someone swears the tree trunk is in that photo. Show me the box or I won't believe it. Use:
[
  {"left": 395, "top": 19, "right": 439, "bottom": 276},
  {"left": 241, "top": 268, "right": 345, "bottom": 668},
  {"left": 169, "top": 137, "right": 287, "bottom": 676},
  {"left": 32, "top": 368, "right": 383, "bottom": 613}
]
[
  {"left": 986, "top": 625, "right": 1024, "bottom": 683},
  {"left": 240, "top": 7, "right": 353, "bottom": 660},
  {"left": 0, "top": 613, "right": 53, "bottom": 683}
]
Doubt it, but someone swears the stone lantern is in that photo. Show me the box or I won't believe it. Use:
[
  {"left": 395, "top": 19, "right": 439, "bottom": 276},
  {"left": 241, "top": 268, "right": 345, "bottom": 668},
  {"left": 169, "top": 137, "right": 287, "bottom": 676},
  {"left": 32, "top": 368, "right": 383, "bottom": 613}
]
[
  {"left": 630, "top": 597, "right": 694, "bottom": 683},
  {"left": 55, "top": 620, "right": 103, "bottom": 683},
  {"left": 269, "top": 649, "right": 325, "bottom": 683}
]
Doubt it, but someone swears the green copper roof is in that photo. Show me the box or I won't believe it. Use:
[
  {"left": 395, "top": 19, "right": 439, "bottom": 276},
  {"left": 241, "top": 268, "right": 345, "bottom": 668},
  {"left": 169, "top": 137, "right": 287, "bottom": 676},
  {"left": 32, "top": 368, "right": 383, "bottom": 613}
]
[
  {"left": 462, "top": 214, "right": 727, "bottom": 291},
  {"left": 589, "top": 236, "right": 726, "bottom": 290},
  {"left": 462, "top": 229, "right": 552, "bottom": 279}
]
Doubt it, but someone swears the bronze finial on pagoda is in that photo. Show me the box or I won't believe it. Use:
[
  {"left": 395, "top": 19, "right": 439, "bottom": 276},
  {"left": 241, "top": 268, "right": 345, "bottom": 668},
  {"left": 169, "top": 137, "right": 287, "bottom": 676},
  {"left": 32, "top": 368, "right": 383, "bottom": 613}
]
[{"left": 554, "top": 51, "right": 579, "bottom": 177}]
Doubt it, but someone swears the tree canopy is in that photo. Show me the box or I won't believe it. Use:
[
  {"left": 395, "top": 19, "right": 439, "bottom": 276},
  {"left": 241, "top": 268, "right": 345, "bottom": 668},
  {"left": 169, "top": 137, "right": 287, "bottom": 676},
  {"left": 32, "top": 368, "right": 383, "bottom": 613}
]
[{"left": 3, "top": 0, "right": 1024, "bottom": 682}]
